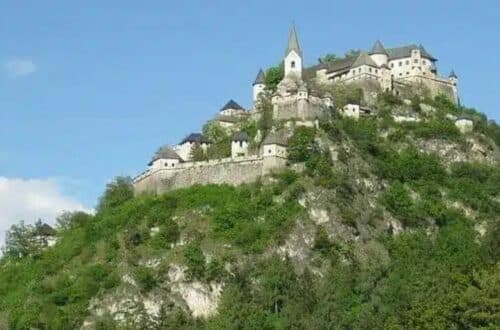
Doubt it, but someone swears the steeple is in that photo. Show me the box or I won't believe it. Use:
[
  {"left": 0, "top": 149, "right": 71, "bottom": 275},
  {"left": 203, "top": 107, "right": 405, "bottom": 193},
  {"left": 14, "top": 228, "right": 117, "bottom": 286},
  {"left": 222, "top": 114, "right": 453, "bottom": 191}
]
[
  {"left": 449, "top": 69, "right": 458, "bottom": 79},
  {"left": 253, "top": 69, "right": 266, "bottom": 86},
  {"left": 285, "top": 23, "right": 302, "bottom": 57},
  {"left": 370, "top": 40, "right": 388, "bottom": 55}
]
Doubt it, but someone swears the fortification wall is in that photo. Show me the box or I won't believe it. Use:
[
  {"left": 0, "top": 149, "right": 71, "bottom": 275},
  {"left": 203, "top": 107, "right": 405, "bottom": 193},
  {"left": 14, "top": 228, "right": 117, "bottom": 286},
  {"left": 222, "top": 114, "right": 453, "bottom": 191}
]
[
  {"left": 133, "top": 155, "right": 286, "bottom": 195},
  {"left": 273, "top": 96, "right": 328, "bottom": 121}
]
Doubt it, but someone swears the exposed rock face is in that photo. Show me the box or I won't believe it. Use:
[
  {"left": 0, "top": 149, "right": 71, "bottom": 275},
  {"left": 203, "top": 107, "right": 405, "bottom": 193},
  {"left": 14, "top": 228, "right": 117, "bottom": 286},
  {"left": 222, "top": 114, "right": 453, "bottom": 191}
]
[
  {"left": 167, "top": 265, "right": 223, "bottom": 318},
  {"left": 417, "top": 138, "right": 497, "bottom": 165},
  {"left": 171, "top": 282, "right": 223, "bottom": 318}
]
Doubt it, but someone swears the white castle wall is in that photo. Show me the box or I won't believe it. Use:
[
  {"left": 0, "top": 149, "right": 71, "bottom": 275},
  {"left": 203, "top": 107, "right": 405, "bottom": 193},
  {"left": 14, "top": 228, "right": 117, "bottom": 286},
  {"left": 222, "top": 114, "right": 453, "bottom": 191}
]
[{"left": 133, "top": 154, "right": 286, "bottom": 195}]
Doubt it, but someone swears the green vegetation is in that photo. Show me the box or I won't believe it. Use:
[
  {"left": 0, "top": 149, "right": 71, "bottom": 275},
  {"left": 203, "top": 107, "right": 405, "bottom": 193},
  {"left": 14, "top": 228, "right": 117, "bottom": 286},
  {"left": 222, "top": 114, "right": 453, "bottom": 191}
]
[
  {"left": 0, "top": 95, "right": 499, "bottom": 329},
  {"left": 264, "top": 63, "right": 284, "bottom": 92}
]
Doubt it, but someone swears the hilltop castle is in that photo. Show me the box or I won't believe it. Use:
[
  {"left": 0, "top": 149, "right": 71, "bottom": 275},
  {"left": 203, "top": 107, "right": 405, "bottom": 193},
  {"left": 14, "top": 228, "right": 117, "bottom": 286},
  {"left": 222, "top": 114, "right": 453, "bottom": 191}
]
[{"left": 133, "top": 25, "right": 460, "bottom": 194}]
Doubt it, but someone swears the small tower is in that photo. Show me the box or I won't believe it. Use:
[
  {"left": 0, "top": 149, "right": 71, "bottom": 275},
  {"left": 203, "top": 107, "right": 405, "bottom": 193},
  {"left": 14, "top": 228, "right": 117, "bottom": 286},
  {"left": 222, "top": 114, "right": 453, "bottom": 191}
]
[
  {"left": 369, "top": 40, "right": 388, "bottom": 67},
  {"left": 148, "top": 146, "right": 182, "bottom": 170},
  {"left": 297, "top": 84, "right": 308, "bottom": 100},
  {"left": 448, "top": 70, "right": 458, "bottom": 85},
  {"left": 231, "top": 132, "right": 249, "bottom": 158},
  {"left": 252, "top": 69, "right": 266, "bottom": 103},
  {"left": 284, "top": 24, "right": 303, "bottom": 79}
]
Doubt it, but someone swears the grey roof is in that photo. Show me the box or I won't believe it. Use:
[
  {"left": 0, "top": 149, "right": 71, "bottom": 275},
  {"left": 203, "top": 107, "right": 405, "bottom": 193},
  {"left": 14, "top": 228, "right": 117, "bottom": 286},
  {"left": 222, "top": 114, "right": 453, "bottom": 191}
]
[
  {"left": 149, "top": 146, "right": 182, "bottom": 165},
  {"left": 34, "top": 223, "right": 56, "bottom": 236},
  {"left": 262, "top": 133, "right": 288, "bottom": 146},
  {"left": 386, "top": 44, "right": 436, "bottom": 61},
  {"left": 449, "top": 70, "right": 458, "bottom": 78},
  {"left": 370, "top": 40, "right": 388, "bottom": 55},
  {"left": 180, "top": 133, "right": 209, "bottom": 145},
  {"left": 285, "top": 24, "right": 302, "bottom": 56},
  {"left": 351, "top": 52, "right": 378, "bottom": 68},
  {"left": 233, "top": 131, "right": 249, "bottom": 142},
  {"left": 221, "top": 99, "right": 245, "bottom": 111},
  {"left": 253, "top": 69, "right": 266, "bottom": 85},
  {"left": 322, "top": 56, "right": 358, "bottom": 74}
]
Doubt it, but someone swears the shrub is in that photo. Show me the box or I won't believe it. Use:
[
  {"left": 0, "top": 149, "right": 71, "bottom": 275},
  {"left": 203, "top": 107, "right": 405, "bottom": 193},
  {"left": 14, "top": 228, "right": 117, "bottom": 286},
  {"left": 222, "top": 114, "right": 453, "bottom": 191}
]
[
  {"left": 287, "top": 127, "right": 317, "bottom": 162},
  {"left": 134, "top": 266, "right": 157, "bottom": 292},
  {"left": 184, "top": 242, "right": 206, "bottom": 279}
]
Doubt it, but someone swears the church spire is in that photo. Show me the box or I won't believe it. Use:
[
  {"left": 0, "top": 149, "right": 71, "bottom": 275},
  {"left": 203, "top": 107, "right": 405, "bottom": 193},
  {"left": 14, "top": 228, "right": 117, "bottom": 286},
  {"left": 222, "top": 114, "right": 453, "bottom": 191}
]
[{"left": 285, "top": 23, "right": 302, "bottom": 56}]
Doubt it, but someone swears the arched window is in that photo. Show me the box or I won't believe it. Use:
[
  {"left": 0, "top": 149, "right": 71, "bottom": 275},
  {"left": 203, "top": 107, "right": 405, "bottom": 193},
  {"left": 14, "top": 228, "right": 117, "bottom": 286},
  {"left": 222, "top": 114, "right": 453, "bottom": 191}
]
[{"left": 291, "top": 61, "right": 296, "bottom": 68}]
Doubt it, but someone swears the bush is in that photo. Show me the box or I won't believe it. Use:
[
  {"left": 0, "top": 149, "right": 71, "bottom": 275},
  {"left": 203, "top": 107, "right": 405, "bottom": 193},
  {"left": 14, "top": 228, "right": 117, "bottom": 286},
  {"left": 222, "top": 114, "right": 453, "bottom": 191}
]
[
  {"left": 134, "top": 266, "right": 157, "bottom": 292},
  {"left": 184, "top": 242, "right": 206, "bottom": 279},
  {"left": 287, "top": 127, "right": 317, "bottom": 162}
]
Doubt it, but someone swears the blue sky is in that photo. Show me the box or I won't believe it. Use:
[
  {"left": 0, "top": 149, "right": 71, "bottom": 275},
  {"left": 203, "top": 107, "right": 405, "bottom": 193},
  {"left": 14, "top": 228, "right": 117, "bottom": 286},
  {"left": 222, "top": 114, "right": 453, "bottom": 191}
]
[{"left": 0, "top": 0, "right": 499, "bottom": 233}]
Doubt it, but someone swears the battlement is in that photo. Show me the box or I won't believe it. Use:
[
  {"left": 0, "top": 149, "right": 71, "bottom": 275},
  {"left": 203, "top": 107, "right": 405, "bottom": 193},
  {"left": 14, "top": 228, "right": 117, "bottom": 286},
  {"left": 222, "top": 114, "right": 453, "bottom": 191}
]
[{"left": 133, "top": 154, "right": 286, "bottom": 195}]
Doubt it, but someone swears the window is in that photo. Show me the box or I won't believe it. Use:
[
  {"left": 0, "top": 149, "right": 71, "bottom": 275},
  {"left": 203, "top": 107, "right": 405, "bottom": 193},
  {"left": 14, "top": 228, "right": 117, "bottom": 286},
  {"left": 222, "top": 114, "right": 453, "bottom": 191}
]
[
  {"left": 399, "top": 61, "right": 402, "bottom": 66},
  {"left": 291, "top": 61, "right": 296, "bottom": 68},
  {"left": 369, "top": 67, "right": 372, "bottom": 72},
  {"left": 165, "top": 162, "right": 168, "bottom": 167},
  {"left": 239, "top": 141, "right": 243, "bottom": 147},
  {"left": 375, "top": 69, "right": 378, "bottom": 74},
  {"left": 422, "top": 60, "right": 426, "bottom": 65},
  {"left": 390, "top": 63, "right": 394, "bottom": 68},
  {"left": 414, "top": 59, "right": 418, "bottom": 63},
  {"left": 399, "top": 73, "right": 402, "bottom": 76},
  {"left": 172, "top": 163, "right": 175, "bottom": 167},
  {"left": 405, "top": 60, "right": 409, "bottom": 65},
  {"left": 406, "top": 72, "right": 409, "bottom": 75},
  {"left": 268, "top": 149, "right": 272, "bottom": 154}
]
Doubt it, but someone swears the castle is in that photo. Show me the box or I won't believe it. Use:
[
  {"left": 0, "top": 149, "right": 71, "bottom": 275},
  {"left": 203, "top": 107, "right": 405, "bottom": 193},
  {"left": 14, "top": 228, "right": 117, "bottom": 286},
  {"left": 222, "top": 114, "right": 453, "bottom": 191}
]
[{"left": 133, "top": 25, "right": 460, "bottom": 194}]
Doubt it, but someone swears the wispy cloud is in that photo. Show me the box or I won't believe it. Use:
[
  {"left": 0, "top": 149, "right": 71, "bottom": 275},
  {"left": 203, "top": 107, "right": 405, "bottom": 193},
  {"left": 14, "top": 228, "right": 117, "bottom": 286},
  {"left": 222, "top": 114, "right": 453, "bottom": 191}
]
[
  {"left": 4, "top": 58, "right": 36, "bottom": 78},
  {"left": 0, "top": 177, "right": 91, "bottom": 247}
]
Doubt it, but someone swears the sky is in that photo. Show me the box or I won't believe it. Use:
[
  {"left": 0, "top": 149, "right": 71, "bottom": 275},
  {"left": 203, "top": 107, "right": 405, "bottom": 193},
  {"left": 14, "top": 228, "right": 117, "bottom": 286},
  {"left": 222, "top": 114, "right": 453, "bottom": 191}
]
[{"left": 1, "top": 0, "right": 499, "bottom": 243}]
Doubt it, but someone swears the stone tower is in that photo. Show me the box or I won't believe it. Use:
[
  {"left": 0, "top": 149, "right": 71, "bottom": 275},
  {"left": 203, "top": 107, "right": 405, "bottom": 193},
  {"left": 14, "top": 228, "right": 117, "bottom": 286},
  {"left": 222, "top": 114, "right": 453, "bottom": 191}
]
[
  {"left": 284, "top": 24, "right": 302, "bottom": 79},
  {"left": 252, "top": 69, "right": 266, "bottom": 103},
  {"left": 369, "top": 40, "right": 389, "bottom": 67}
]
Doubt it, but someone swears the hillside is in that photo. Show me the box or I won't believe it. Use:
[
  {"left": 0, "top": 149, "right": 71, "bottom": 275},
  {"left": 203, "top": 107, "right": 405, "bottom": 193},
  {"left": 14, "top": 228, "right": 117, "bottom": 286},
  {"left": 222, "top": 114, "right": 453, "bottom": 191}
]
[{"left": 1, "top": 94, "right": 499, "bottom": 329}]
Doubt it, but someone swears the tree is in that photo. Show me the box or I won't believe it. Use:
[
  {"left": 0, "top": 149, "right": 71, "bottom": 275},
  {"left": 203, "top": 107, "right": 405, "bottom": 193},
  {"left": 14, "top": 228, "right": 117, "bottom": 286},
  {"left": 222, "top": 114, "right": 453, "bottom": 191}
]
[
  {"left": 56, "top": 211, "right": 92, "bottom": 231},
  {"left": 345, "top": 49, "right": 361, "bottom": 57},
  {"left": 318, "top": 53, "right": 337, "bottom": 64},
  {"left": 3, "top": 221, "right": 35, "bottom": 258},
  {"left": 287, "top": 127, "right": 318, "bottom": 162},
  {"left": 190, "top": 143, "right": 207, "bottom": 161},
  {"left": 203, "top": 122, "right": 231, "bottom": 159},
  {"left": 256, "top": 95, "right": 274, "bottom": 137},
  {"left": 265, "top": 63, "right": 284, "bottom": 92},
  {"left": 96, "top": 176, "right": 134, "bottom": 212}
]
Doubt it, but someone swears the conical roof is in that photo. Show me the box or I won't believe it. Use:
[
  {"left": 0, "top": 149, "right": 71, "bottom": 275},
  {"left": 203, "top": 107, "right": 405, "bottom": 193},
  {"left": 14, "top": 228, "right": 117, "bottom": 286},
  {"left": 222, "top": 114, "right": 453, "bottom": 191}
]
[
  {"left": 370, "top": 40, "right": 388, "bottom": 55},
  {"left": 149, "top": 146, "right": 182, "bottom": 165},
  {"left": 285, "top": 23, "right": 302, "bottom": 56},
  {"left": 449, "top": 70, "right": 458, "bottom": 79},
  {"left": 221, "top": 99, "right": 245, "bottom": 111},
  {"left": 253, "top": 69, "right": 266, "bottom": 85},
  {"left": 232, "top": 131, "right": 249, "bottom": 142}
]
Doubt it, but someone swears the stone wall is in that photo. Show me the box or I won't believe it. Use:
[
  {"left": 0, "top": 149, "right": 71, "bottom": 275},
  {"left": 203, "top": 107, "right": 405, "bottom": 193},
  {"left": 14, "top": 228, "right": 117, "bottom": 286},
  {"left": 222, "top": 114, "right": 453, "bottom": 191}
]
[{"left": 134, "top": 155, "right": 286, "bottom": 195}]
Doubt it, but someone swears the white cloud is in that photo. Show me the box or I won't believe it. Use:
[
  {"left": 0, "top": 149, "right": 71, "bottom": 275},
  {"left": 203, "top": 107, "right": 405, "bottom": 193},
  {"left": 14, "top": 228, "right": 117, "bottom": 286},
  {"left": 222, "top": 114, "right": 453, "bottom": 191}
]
[
  {"left": 4, "top": 58, "right": 36, "bottom": 78},
  {"left": 0, "top": 177, "right": 91, "bottom": 247}
]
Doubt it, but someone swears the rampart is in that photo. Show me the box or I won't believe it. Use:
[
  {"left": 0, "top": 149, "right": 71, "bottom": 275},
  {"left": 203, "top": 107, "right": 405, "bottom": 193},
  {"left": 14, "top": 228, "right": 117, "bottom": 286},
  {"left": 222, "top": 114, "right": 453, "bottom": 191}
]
[{"left": 133, "top": 155, "right": 286, "bottom": 194}]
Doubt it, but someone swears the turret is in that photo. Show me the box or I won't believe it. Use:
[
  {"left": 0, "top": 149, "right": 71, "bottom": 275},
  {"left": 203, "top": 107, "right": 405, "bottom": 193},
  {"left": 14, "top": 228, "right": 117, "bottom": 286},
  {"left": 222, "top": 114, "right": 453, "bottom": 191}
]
[
  {"left": 148, "top": 146, "right": 182, "bottom": 170},
  {"left": 284, "top": 24, "right": 303, "bottom": 79},
  {"left": 231, "top": 132, "right": 249, "bottom": 158},
  {"left": 252, "top": 69, "right": 266, "bottom": 103},
  {"left": 449, "top": 70, "right": 458, "bottom": 85},
  {"left": 369, "top": 40, "right": 388, "bottom": 67}
]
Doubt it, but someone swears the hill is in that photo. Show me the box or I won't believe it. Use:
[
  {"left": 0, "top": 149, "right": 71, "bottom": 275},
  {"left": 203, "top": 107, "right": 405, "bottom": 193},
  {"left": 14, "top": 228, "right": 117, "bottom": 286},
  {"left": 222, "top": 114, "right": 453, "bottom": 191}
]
[{"left": 0, "top": 94, "right": 499, "bottom": 329}]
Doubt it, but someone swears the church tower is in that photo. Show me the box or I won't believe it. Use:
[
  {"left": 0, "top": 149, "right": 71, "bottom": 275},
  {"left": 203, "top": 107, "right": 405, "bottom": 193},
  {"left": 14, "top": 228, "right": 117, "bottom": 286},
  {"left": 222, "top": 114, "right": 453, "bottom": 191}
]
[{"left": 284, "top": 24, "right": 302, "bottom": 79}]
